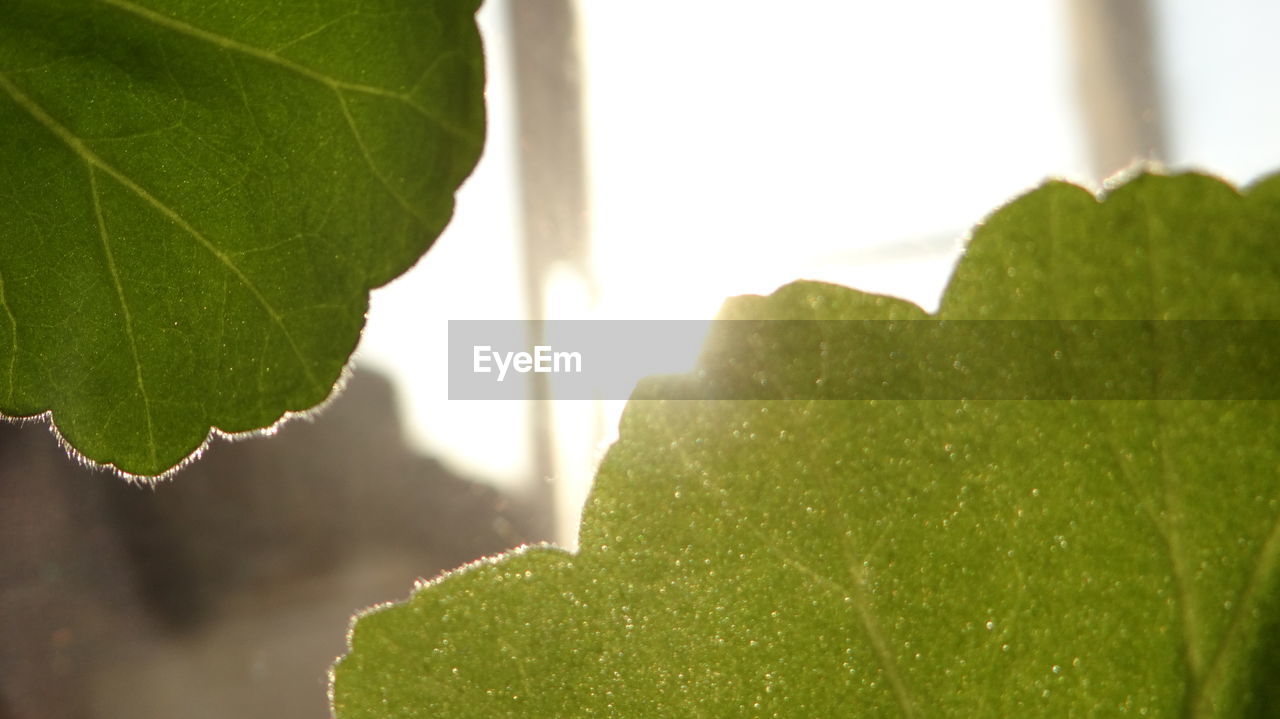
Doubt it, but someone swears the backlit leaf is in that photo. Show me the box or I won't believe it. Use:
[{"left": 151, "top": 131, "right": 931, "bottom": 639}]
[
  {"left": 0, "top": 0, "right": 484, "bottom": 476},
  {"left": 334, "top": 172, "right": 1280, "bottom": 716}
]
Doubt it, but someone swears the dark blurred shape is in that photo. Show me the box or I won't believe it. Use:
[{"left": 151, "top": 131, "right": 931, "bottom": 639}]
[
  {"left": 0, "top": 369, "right": 543, "bottom": 719},
  {"left": 1068, "top": 0, "right": 1167, "bottom": 178}
]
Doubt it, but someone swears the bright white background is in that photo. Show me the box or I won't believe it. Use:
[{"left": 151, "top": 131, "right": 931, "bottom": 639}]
[{"left": 356, "top": 0, "right": 1280, "bottom": 545}]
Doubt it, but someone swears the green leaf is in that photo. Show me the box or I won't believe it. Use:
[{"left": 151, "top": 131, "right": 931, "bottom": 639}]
[
  {"left": 333, "top": 172, "right": 1280, "bottom": 717},
  {"left": 0, "top": 0, "right": 484, "bottom": 476}
]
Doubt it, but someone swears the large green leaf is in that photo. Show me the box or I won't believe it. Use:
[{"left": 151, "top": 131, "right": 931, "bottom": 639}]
[
  {"left": 333, "top": 173, "right": 1280, "bottom": 717},
  {"left": 0, "top": 0, "right": 483, "bottom": 476}
]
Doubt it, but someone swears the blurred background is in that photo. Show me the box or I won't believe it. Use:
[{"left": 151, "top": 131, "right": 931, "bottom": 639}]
[{"left": 3, "top": 1, "right": 1279, "bottom": 717}]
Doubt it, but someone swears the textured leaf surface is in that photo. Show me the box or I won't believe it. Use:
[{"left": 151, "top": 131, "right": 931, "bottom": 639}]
[
  {"left": 334, "top": 173, "right": 1280, "bottom": 717},
  {"left": 0, "top": 0, "right": 483, "bottom": 475}
]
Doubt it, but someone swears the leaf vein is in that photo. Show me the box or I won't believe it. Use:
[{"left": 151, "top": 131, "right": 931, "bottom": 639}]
[
  {"left": 0, "top": 268, "right": 17, "bottom": 405},
  {"left": 334, "top": 87, "right": 430, "bottom": 225},
  {"left": 88, "top": 166, "right": 158, "bottom": 468},
  {"left": 1047, "top": 187, "right": 1202, "bottom": 699},
  {"left": 743, "top": 521, "right": 919, "bottom": 717},
  {"left": 720, "top": 396, "right": 919, "bottom": 715},
  {"left": 1192, "top": 497, "right": 1280, "bottom": 715},
  {"left": 1136, "top": 190, "right": 1205, "bottom": 692},
  {"left": 0, "top": 70, "right": 322, "bottom": 392},
  {"left": 96, "top": 0, "right": 480, "bottom": 144}
]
